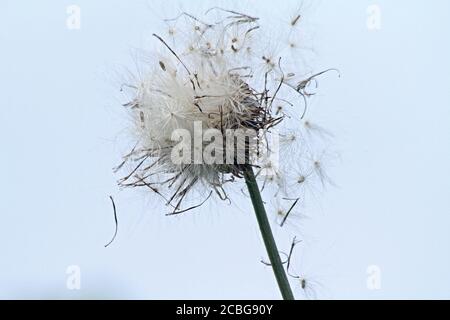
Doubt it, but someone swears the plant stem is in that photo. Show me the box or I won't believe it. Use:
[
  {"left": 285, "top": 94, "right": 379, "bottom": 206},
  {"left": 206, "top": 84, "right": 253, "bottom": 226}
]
[{"left": 243, "top": 165, "right": 295, "bottom": 300}]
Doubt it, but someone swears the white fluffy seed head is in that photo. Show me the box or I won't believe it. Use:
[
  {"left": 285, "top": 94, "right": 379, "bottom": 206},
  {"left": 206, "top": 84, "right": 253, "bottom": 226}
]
[{"left": 117, "top": 6, "right": 336, "bottom": 214}]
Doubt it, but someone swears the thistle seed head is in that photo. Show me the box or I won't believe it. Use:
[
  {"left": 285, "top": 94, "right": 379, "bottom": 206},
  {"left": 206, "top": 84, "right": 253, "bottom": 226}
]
[{"left": 116, "top": 6, "right": 336, "bottom": 214}]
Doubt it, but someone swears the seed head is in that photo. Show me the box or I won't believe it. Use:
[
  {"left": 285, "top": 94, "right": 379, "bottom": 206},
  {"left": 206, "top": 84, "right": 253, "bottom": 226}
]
[{"left": 116, "top": 7, "right": 335, "bottom": 214}]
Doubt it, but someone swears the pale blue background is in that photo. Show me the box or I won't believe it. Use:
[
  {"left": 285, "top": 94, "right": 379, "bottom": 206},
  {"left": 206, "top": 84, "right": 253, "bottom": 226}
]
[{"left": 1, "top": 0, "right": 449, "bottom": 299}]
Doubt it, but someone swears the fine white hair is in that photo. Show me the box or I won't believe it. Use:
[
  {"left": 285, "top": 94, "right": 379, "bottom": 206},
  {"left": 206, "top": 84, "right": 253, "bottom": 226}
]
[{"left": 117, "top": 5, "right": 337, "bottom": 216}]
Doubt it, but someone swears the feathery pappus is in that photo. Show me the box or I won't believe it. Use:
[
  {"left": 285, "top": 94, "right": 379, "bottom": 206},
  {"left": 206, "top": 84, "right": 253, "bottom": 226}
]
[{"left": 116, "top": 6, "right": 338, "bottom": 216}]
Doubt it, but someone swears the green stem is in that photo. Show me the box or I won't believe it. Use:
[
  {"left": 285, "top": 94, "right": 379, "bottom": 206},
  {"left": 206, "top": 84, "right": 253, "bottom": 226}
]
[{"left": 243, "top": 165, "right": 295, "bottom": 300}]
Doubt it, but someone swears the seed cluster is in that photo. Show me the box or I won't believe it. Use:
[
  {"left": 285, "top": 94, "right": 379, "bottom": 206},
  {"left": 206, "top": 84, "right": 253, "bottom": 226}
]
[{"left": 117, "top": 7, "right": 336, "bottom": 216}]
